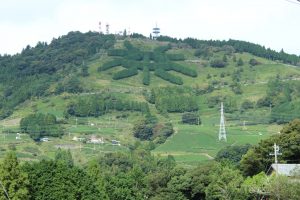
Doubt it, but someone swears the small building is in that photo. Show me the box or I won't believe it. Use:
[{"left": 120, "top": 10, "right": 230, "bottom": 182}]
[
  {"left": 111, "top": 140, "right": 120, "bottom": 146},
  {"left": 87, "top": 136, "right": 104, "bottom": 144},
  {"left": 40, "top": 137, "right": 49, "bottom": 142},
  {"left": 271, "top": 164, "right": 300, "bottom": 177},
  {"left": 72, "top": 136, "right": 85, "bottom": 142},
  {"left": 16, "top": 133, "right": 21, "bottom": 140}
]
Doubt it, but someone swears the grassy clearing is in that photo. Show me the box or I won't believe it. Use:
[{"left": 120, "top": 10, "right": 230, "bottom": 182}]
[{"left": 153, "top": 122, "right": 281, "bottom": 166}]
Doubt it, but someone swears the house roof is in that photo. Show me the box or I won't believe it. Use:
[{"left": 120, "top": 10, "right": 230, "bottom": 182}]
[{"left": 271, "top": 164, "right": 300, "bottom": 176}]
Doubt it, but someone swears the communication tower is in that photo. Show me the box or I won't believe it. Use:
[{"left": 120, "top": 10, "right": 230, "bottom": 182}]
[
  {"left": 219, "top": 102, "right": 227, "bottom": 141},
  {"left": 99, "top": 21, "right": 102, "bottom": 34},
  {"left": 152, "top": 23, "right": 160, "bottom": 39},
  {"left": 106, "top": 23, "right": 110, "bottom": 34}
]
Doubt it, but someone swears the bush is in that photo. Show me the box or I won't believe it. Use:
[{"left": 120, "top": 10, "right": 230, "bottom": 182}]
[
  {"left": 210, "top": 59, "right": 227, "bottom": 68},
  {"left": 241, "top": 100, "right": 254, "bottom": 110},
  {"left": 215, "top": 144, "right": 251, "bottom": 164},
  {"left": 154, "top": 69, "right": 183, "bottom": 85},
  {"left": 182, "top": 112, "right": 201, "bottom": 125},
  {"left": 237, "top": 58, "right": 244, "bottom": 66},
  {"left": 249, "top": 58, "right": 260, "bottom": 66},
  {"left": 207, "top": 96, "right": 222, "bottom": 108},
  {"left": 108, "top": 49, "right": 127, "bottom": 57},
  {"left": 256, "top": 97, "right": 271, "bottom": 108},
  {"left": 167, "top": 54, "right": 185, "bottom": 61},
  {"left": 230, "top": 82, "right": 243, "bottom": 94},
  {"left": 142, "top": 66, "right": 150, "bottom": 85},
  {"left": 98, "top": 59, "right": 123, "bottom": 71},
  {"left": 113, "top": 67, "right": 138, "bottom": 80},
  {"left": 171, "top": 63, "right": 197, "bottom": 77},
  {"left": 133, "top": 119, "right": 154, "bottom": 140}
]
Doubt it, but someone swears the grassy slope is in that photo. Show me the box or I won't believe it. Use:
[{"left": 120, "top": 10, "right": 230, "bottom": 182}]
[{"left": 1, "top": 38, "right": 300, "bottom": 166}]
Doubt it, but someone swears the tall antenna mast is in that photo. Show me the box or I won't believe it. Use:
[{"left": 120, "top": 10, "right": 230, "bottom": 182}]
[
  {"left": 106, "top": 23, "right": 110, "bottom": 34},
  {"left": 128, "top": 27, "right": 131, "bottom": 36},
  {"left": 99, "top": 21, "right": 102, "bottom": 34},
  {"left": 152, "top": 23, "right": 160, "bottom": 40},
  {"left": 219, "top": 102, "right": 227, "bottom": 141}
]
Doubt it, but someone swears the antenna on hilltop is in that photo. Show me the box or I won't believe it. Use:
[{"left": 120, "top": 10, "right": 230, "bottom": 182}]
[
  {"left": 152, "top": 23, "right": 160, "bottom": 40},
  {"left": 106, "top": 23, "right": 110, "bottom": 34},
  {"left": 128, "top": 27, "right": 131, "bottom": 36},
  {"left": 99, "top": 21, "right": 102, "bottom": 34},
  {"left": 219, "top": 102, "right": 227, "bottom": 142}
]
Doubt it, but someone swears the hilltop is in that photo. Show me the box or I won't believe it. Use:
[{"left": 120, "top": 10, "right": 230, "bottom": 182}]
[{"left": 1, "top": 31, "right": 300, "bottom": 165}]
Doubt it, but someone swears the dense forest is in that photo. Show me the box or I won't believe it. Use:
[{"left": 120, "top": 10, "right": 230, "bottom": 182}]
[{"left": 1, "top": 120, "right": 300, "bottom": 200}]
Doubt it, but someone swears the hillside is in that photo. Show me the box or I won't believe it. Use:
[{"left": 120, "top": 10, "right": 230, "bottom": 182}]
[{"left": 1, "top": 31, "right": 300, "bottom": 166}]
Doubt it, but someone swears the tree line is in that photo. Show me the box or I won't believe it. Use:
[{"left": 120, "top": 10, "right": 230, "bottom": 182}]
[
  {"left": 1, "top": 119, "right": 300, "bottom": 200},
  {"left": 145, "top": 87, "right": 199, "bottom": 113},
  {"left": 20, "top": 113, "right": 63, "bottom": 140},
  {"left": 157, "top": 36, "right": 300, "bottom": 65},
  {"left": 66, "top": 94, "right": 150, "bottom": 118}
]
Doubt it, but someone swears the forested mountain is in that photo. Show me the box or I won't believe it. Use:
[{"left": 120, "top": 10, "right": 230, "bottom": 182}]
[{"left": 1, "top": 31, "right": 300, "bottom": 199}]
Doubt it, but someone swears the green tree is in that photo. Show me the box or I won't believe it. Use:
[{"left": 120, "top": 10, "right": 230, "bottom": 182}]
[
  {"left": 237, "top": 58, "right": 244, "bottom": 66},
  {"left": 55, "top": 148, "right": 74, "bottom": 167},
  {"left": 205, "top": 164, "right": 247, "bottom": 200},
  {"left": 222, "top": 54, "right": 227, "bottom": 62},
  {"left": 86, "top": 161, "right": 109, "bottom": 200},
  {"left": 133, "top": 119, "right": 154, "bottom": 140},
  {"left": 215, "top": 144, "right": 251, "bottom": 165},
  {"left": 249, "top": 58, "right": 260, "bottom": 66},
  {"left": 185, "top": 163, "right": 214, "bottom": 200},
  {"left": 181, "top": 112, "right": 201, "bottom": 125},
  {"left": 23, "top": 159, "right": 106, "bottom": 200},
  {"left": 242, "top": 172, "right": 269, "bottom": 199},
  {"left": 0, "top": 152, "right": 30, "bottom": 200},
  {"left": 240, "top": 119, "right": 300, "bottom": 176}
]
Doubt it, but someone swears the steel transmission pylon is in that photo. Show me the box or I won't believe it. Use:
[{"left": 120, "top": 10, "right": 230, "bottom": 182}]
[{"left": 219, "top": 102, "right": 227, "bottom": 142}]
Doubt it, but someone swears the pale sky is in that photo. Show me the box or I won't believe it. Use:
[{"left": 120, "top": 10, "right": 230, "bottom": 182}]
[{"left": 0, "top": 0, "right": 300, "bottom": 55}]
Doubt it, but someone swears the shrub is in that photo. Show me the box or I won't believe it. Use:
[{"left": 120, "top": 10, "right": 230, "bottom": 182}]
[
  {"left": 210, "top": 59, "right": 227, "bottom": 68},
  {"left": 154, "top": 69, "right": 183, "bottom": 85},
  {"left": 182, "top": 112, "right": 201, "bottom": 125},
  {"left": 113, "top": 67, "right": 138, "bottom": 80},
  {"left": 249, "top": 58, "right": 260, "bottom": 66},
  {"left": 241, "top": 100, "right": 254, "bottom": 110}
]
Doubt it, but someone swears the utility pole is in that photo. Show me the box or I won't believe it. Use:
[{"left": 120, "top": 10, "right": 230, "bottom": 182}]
[
  {"left": 243, "top": 120, "right": 247, "bottom": 130},
  {"left": 270, "top": 143, "right": 282, "bottom": 176}
]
